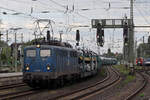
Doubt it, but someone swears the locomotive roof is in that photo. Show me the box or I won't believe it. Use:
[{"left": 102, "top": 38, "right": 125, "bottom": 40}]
[{"left": 24, "top": 45, "right": 77, "bottom": 51}]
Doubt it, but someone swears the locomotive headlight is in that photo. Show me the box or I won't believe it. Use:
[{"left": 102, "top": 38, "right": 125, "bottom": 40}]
[
  {"left": 25, "top": 64, "right": 30, "bottom": 71},
  {"left": 47, "top": 64, "right": 50, "bottom": 70},
  {"left": 26, "top": 66, "right": 30, "bottom": 71},
  {"left": 47, "top": 66, "right": 50, "bottom": 70},
  {"left": 36, "top": 44, "right": 40, "bottom": 48}
]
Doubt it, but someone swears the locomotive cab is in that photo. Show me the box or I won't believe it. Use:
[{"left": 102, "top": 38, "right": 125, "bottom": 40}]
[{"left": 24, "top": 47, "right": 52, "bottom": 72}]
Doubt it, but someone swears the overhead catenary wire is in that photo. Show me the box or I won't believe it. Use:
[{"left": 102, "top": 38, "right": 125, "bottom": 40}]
[
  {"left": 7, "top": 0, "right": 65, "bottom": 13},
  {"left": 36, "top": 0, "right": 65, "bottom": 13},
  {"left": 0, "top": 6, "right": 38, "bottom": 20},
  {"left": 48, "top": 0, "right": 90, "bottom": 20},
  {"left": 0, "top": 5, "right": 58, "bottom": 30},
  {"left": 134, "top": 5, "right": 150, "bottom": 25},
  {"left": 7, "top": 0, "right": 30, "bottom": 5},
  {"left": 49, "top": 0, "right": 66, "bottom": 8},
  {"left": 135, "top": 3, "right": 150, "bottom": 17}
]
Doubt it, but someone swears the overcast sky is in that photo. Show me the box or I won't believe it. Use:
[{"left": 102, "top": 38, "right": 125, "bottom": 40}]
[{"left": 0, "top": 0, "right": 150, "bottom": 54}]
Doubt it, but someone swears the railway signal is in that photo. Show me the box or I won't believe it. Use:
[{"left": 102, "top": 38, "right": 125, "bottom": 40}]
[
  {"left": 76, "top": 30, "right": 80, "bottom": 46},
  {"left": 96, "top": 23, "right": 104, "bottom": 47},
  {"left": 148, "top": 36, "right": 150, "bottom": 44},
  {"left": 47, "top": 30, "right": 51, "bottom": 41},
  {"left": 124, "top": 37, "right": 128, "bottom": 45},
  {"left": 123, "top": 22, "right": 128, "bottom": 46},
  {"left": 10, "top": 45, "right": 13, "bottom": 57},
  {"left": 17, "top": 50, "right": 20, "bottom": 61}
]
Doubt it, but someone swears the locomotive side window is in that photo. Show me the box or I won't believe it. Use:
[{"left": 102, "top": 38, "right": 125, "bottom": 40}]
[
  {"left": 26, "top": 50, "right": 36, "bottom": 57},
  {"left": 40, "top": 49, "right": 51, "bottom": 57}
]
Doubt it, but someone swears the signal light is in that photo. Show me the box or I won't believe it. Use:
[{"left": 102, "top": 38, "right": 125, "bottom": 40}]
[
  {"left": 148, "top": 36, "right": 150, "bottom": 43},
  {"left": 101, "top": 29, "right": 104, "bottom": 37},
  {"left": 100, "top": 38, "right": 104, "bottom": 47},
  {"left": 76, "top": 30, "right": 80, "bottom": 42},
  {"left": 17, "top": 50, "right": 20, "bottom": 61},
  {"left": 123, "top": 22, "right": 128, "bottom": 46},
  {"left": 96, "top": 23, "right": 104, "bottom": 47},
  {"left": 123, "top": 22, "right": 128, "bottom": 38},
  {"left": 76, "top": 30, "right": 80, "bottom": 46},
  {"left": 47, "top": 30, "right": 50, "bottom": 41},
  {"left": 124, "top": 37, "right": 128, "bottom": 46}
]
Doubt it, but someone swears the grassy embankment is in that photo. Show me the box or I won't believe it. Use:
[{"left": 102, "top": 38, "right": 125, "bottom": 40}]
[{"left": 113, "top": 65, "right": 135, "bottom": 84}]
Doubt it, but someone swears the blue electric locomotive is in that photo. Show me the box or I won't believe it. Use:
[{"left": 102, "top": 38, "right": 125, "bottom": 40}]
[
  {"left": 23, "top": 44, "right": 102, "bottom": 88},
  {"left": 23, "top": 44, "right": 81, "bottom": 87}
]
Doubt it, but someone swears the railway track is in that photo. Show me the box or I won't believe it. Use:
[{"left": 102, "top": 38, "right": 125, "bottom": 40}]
[
  {"left": 0, "top": 67, "right": 120, "bottom": 100},
  {"left": 0, "top": 88, "right": 40, "bottom": 100},
  {"left": 125, "top": 71, "right": 148, "bottom": 100},
  {"left": 0, "top": 81, "right": 41, "bottom": 100},
  {"left": 0, "top": 76, "right": 37, "bottom": 100},
  {"left": 0, "top": 75, "right": 23, "bottom": 86},
  {"left": 0, "top": 82, "right": 26, "bottom": 90},
  {"left": 48, "top": 66, "right": 121, "bottom": 100},
  {"left": 0, "top": 75, "right": 22, "bottom": 80}
]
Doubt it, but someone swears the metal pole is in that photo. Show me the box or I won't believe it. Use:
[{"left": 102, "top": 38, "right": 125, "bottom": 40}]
[
  {"left": 59, "top": 31, "right": 63, "bottom": 42},
  {"left": 124, "top": 16, "right": 128, "bottom": 65},
  {"left": 6, "top": 30, "right": 8, "bottom": 43},
  {"left": 135, "top": 39, "right": 137, "bottom": 64},
  {"left": 123, "top": 41, "right": 125, "bottom": 64},
  {"left": 6, "top": 30, "right": 9, "bottom": 66},
  {"left": 0, "top": 31, "right": 3, "bottom": 41},
  {"left": 21, "top": 33, "right": 24, "bottom": 43},
  {"left": 98, "top": 46, "right": 100, "bottom": 55},
  {"left": 129, "top": 0, "right": 134, "bottom": 72},
  {"left": 14, "top": 32, "right": 17, "bottom": 72}
]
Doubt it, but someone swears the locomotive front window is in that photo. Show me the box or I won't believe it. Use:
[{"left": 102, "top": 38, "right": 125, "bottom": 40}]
[
  {"left": 40, "top": 49, "right": 51, "bottom": 57},
  {"left": 26, "top": 50, "right": 36, "bottom": 57}
]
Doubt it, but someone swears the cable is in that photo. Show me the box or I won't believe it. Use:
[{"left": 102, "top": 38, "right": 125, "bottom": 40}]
[
  {"left": 48, "top": 0, "right": 90, "bottom": 20},
  {"left": 74, "top": 11, "right": 90, "bottom": 20},
  {"left": 6, "top": 0, "right": 65, "bottom": 14},
  {"left": 36, "top": 0, "right": 65, "bottom": 13},
  {"left": 137, "top": 33, "right": 149, "bottom": 42},
  {"left": 7, "top": 0, "right": 30, "bottom": 5},
  {"left": 134, "top": 5, "right": 150, "bottom": 25},
  {"left": 0, "top": 6, "right": 38, "bottom": 20},
  {"left": 49, "top": 0, "right": 66, "bottom": 8},
  {"left": 9, "top": 0, "right": 89, "bottom": 20},
  {"left": 135, "top": 2, "right": 150, "bottom": 15}
]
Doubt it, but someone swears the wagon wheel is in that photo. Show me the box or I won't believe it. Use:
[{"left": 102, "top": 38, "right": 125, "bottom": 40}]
[
  {"left": 51, "top": 79, "right": 58, "bottom": 89},
  {"left": 59, "top": 77, "right": 64, "bottom": 87}
]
